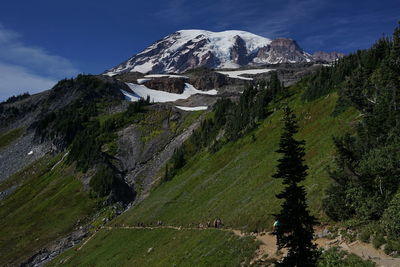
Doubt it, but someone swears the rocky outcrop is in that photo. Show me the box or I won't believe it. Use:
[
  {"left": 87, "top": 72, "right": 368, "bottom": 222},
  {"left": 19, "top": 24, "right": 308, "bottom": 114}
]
[
  {"left": 255, "top": 38, "right": 313, "bottom": 64},
  {"left": 186, "top": 68, "right": 229, "bottom": 90},
  {"left": 168, "top": 39, "right": 221, "bottom": 72},
  {"left": 312, "top": 51, "right": 345, "bottom": 62},
  {"left": 0, "top": 132, "right": 53, "bottom": 182},
  {"left": 114, "top": 105, "right": 204, "bottom": 203},
  {"left": 230, "top": 36, "right": 248, "bottom": 65},
  {"left": 110, "top": 71, "right": 144, "bottom": 83},
  {"left": 143, "top": 77, "right": 187, "bottom": 94},
  {"left": 20, "top": 228, "right": 88, "bottom": 267}
]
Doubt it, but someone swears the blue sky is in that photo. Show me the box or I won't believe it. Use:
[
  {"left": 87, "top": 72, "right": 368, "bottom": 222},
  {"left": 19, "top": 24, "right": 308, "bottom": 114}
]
[{"left": 0, "top": 0, "right": 399, "bottom": 100}]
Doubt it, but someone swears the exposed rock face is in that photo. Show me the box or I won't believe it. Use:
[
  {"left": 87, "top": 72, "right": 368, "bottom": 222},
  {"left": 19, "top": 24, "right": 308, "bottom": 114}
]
[
  {"left": 169, "top": 39, "right": 221, "bottom": 72},
  {"left": 21, "top": 229, "right": 88, "bottom": 267},
  {"left": 111, "top": 71, "right": 144, "bottom": 83},
  {"left": 0, "top": 132, "right": 53, "bottom": 182},
  {"left": 143, "top": 77, "right": 187, "bottom": 94},
  {"left": 230, "top": 36, "right": 248, "bottom": 65},
  {"left": 313, "top": 51, "right": 345, "bottom": 62},
  {"left": 114, "top": 105, "right": 204, "bottom": 203},
  {"left": 186, "top": 68, "right": 229, "bottom": 90},
  {"left": 255, "top": 38, "right": 313, "bottom": 64}
]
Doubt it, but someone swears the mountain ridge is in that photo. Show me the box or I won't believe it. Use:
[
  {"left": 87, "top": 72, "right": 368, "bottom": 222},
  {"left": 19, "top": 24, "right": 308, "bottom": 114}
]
[{"left": 105, "top": 29, "right": 344, "bottom": 75}]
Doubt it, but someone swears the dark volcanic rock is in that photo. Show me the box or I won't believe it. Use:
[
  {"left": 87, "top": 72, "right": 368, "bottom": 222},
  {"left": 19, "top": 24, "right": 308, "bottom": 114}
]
[
  {"left": 112, "top": 71, "right": 144, "bottom": 83},
  {"left": 255, "top": 46, "right": 270, "bottom": 60},
  {"left": 143, "top": 77, "right": 187, "bottom": 93},
  {"left": 230, "top": 36, "right": 248, "bottom": 65},
  {"left": 262, "top": 38, "right": 313, "bottom": 63},
  {"left": 186, "top": 68, "right": 228, "bottom": 90},
  {"left": 312, "top": 51, "right": 345, "bottom": 62},
  {"left": 172, "top": 39, "right": 218, "bottom": 72}
]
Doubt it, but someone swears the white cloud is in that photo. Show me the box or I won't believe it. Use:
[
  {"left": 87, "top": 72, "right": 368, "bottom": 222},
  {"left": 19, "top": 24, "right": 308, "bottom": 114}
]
[
  {"left": 0, "top": 24, "right": 79, "bottom": 100},
  {"left": 0, "top": 45, "right": 78, "bottom": 78},
  {"left": 0, "top": 63, "right": 56, "bottom": 101}
]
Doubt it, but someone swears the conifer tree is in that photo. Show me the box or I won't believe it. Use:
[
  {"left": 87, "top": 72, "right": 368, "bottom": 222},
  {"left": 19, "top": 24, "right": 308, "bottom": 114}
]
[{"left": 273, "top": 107, "right": 320, "bottom": 266}]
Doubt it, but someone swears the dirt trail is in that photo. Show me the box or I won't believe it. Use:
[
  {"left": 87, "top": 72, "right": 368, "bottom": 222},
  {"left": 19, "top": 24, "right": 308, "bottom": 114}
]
[
  {"left": 316, "top": 237, "right": 400, "bottom": 267},
  {"left": 77, "top": 225, "right": 400, "bottom": 266},
  {"left": 249, "top": 230, "right": 400, "bottom": 266}
]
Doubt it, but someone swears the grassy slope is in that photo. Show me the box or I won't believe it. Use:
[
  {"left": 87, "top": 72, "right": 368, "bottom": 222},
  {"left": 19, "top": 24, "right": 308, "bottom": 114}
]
[
  {"left": 112, "top": 92, "right": 357, "bottom": 232},
  {"left": 51, "top": 92, "right": 359, "bottom": 266},
  {"left": 0, "top": 106, "right": 205, "bottom": 265},
  {"left": 50, "top": 228, "right": 258, "bottom": 267},
  {"left": 0, "top": 155, "right": 98, "bottom": 265}
]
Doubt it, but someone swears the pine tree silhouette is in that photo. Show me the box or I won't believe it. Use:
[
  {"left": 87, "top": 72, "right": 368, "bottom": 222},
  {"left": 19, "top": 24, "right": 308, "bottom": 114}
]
[{"left": 273, "top": 107, "right": 320, "bottom": 266}]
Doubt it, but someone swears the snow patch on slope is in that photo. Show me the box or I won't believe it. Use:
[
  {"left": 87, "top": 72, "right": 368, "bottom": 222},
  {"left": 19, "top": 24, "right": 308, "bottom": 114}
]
[
  {"left": 124, "top": 83, "right": 217, "bottom": 103},
  {"left": 175, "top": 106, "right": 208, "bottom": 111},
  {"left": 121, "top": 89, "right": 142, "bottom": 101},
  {"left": 137, "top": 78, "right": 152, "bottom": 84},
  {"left": 144, "top": 74, "right": 188, "bottom": 79},
  {"left": 217, "top": 68, "right": 274, "bottom": 80}
]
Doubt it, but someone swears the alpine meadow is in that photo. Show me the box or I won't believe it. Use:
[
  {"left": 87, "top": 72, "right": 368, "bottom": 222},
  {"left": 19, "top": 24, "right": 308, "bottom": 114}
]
[{"left": 1, "top": 2, "right": 400, "bottom": 266}]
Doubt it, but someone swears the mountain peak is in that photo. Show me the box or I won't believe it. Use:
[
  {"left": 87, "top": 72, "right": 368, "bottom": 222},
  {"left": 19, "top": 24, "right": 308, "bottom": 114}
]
[{"left": 105, "top": 30, "right": 342, "bottom": 75}]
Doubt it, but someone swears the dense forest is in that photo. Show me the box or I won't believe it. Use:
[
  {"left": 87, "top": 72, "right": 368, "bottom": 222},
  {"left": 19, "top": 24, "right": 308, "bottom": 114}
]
[{"left": 311, "top": 24, "right": 400, "bottom": 253}]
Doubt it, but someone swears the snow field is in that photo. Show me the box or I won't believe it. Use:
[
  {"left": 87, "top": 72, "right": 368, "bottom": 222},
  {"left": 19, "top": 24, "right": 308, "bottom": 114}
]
[
  {"left": 175, "top": 106, "right": 208, "bottom": 111},
  {"left": 217, "top": 68, "right": 275, "bottom": 80},
  {"left": 123, "top": 83, "right": 217, "bottom": 103}
]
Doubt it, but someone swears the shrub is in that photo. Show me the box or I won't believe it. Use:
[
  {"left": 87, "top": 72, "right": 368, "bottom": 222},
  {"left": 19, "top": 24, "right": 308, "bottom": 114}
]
[
  {"left": 89, "top": 166, "right": 115, "bottom": 197},
  {"left": 384, "top": 239, "right": 400, "bottom": 256},
  {"left": 318, "top": 247, "right": 375, "bottom": 267},
  {"left": 372, "top": 233, "right": 386, "bottom": 249},
  {"left": 359, "top": 228, "right": 372, "bottom": 243},
  {"left": 382, "top": 191, "right": 400, "bottom": 239}
]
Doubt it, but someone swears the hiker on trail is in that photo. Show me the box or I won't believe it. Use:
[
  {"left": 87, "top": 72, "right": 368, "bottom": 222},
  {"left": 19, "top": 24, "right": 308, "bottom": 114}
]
[
  {"left": 207, "top": 221, "right": 211, "bottom": 228},
  {"left": 273, "top": 220, "right": 281, "bottom": 233},
  {"left": 214, "top": 218, "right": 223, "bottom": 228}
]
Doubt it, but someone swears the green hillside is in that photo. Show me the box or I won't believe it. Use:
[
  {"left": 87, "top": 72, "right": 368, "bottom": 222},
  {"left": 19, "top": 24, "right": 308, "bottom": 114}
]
[
  {"left": 112, "top": 92, "right": 357, "bottom": 232},
  {"left": 49, "top": 228, "right": 258, "bottom": 267},
  {"left": 50, "top": 90, "right": 359, "bottom": 265},
  {"left": 0, "top": 155, "right": 98, "bottom": 265}
]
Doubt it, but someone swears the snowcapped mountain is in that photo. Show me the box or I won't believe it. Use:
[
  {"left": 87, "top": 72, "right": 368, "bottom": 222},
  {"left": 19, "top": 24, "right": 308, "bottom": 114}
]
[{"left": 105, "top": 30, "right": 341, "bottom": 75}]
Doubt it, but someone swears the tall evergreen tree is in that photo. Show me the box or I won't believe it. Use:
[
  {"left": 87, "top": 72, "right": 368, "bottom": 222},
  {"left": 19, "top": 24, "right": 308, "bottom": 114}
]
[{"left": 273, "top": 107, "right": 320, "bottom": 266}]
